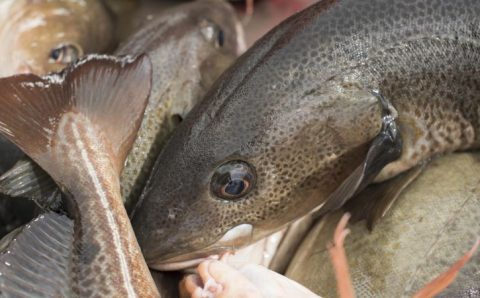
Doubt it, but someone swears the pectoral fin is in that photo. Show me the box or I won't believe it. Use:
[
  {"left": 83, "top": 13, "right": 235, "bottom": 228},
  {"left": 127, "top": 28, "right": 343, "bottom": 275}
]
[
  {"left": 0, "top": 159, "right": 60, "bottom": 210},
  {"left": 315, "top": 91, "right": 403, "bottom": 217},
  {"left": 0, "top": 212, "right": 75, "bottom": 297},
  {"left": 344, "top": 164, "right": 425, "bottom": 230}
]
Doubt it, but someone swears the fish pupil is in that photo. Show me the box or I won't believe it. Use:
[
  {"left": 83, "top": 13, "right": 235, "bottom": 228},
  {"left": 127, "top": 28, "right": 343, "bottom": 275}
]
[
  {"left": 225, "top": 178, "right": 245, "bottom": 195},
  {"left": 217, "top": 29, "right": 225, "bottom": 47},
  {"left": 211, "top": 160, "right": 256, "bottom": 201},
  {"left": 50, "top": 48, "right": 62, "bottom": 61}
]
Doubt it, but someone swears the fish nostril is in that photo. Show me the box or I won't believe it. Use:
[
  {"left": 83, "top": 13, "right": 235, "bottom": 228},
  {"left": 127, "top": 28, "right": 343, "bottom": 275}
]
[{"left": 171, "top": 114, "right": 183, "bottom": 124}]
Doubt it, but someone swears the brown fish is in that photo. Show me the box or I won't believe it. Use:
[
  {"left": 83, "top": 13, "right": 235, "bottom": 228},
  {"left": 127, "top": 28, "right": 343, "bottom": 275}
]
[
  {"left": 0, "top": 55, "right": 159, "bottom": 297},
  {"left": 0, "top": 0, "right": 245, "bottom": 210},
  {"left": 131, "top": 0, "right": 480, "bottom": 271},
  {"left": 0, "top": 0, "right": 115, "bottom": 77}
]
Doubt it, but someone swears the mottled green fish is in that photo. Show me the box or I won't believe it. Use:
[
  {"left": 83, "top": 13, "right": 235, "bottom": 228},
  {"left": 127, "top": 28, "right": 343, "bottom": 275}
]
[{"left": 131, "top": 0, "right": 480, "bottom": 270}]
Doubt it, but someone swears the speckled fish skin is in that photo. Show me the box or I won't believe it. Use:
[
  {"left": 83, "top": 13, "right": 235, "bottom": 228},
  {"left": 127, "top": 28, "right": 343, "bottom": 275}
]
[
  {"left": 116, "top": 0, "right": 244, "bottom": 207},
  {"left": 0, "top": 0, "right": 114, "bottom": 77},
  {"left": 286, "top": 153, "right": 480, "bottom": 297},
  {"left": 132, "top": 0, "right": 480, "bottom": 268},
  {"left": 0, "top": 55, "right": 159, "bottom": 297}
]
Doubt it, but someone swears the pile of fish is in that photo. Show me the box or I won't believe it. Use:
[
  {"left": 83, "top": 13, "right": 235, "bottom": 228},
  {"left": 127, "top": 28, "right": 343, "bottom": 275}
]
[{"left": 0, "top": 0, "right": 479, "bottom": 297}]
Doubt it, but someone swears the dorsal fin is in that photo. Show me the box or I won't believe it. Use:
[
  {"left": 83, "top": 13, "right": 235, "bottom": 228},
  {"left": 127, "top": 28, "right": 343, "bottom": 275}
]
[{"left": 0, "top": 54, "right": 152, "bottom": 179}]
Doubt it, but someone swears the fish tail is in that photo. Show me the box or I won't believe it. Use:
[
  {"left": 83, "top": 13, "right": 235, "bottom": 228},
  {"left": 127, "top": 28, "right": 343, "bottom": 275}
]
[{"left": 0, "top": 54, "right": 152, "bottom": 186}]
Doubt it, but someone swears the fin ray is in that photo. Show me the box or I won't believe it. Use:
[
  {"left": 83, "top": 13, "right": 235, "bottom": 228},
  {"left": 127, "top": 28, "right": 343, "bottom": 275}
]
[
  {"left": 345, "top": 164, "right": 425, "bottom": 229},
  {"left": 0, "top": 212, "right": 75, "bottom": 297},
  {"left": 0, "top": 54, "right": 152, "bottom": 180},
  {"left": 0, "top": 159, "right": 60, "bottom": 209},
  {"left": 314, "top": 91, "right": 403, "bottom": 217}
]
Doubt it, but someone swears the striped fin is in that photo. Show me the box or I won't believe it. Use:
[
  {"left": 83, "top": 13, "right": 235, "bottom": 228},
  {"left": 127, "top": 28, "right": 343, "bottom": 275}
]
[
  {"left": 0, "top": 159, "right": 60, "bottom": 209},
  {"left": 0, "top": 212, "right": 74, "bottom": 297},
  {"left": 0, "top": 54, "right": 152, "bottom": 179}
]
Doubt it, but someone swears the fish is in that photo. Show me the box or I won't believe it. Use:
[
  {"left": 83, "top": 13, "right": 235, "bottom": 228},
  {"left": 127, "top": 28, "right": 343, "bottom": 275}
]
[
  {"left": 116, "top": 0, "right": 245, "bottom": 207},
  {"left": 0, "top": 0, "right": 115, "bottom": 77},
  {"left": 178, "top": 212, "right": 477, "bottom": 298},
  {"left": 0, "top": 54, "right": 160, "bottom": 297},
  {"left": 0, "top": 194, "right": 36, "bottom": 238},
  {"left": 286, "top": 153, "right": 480, "bottom": 297},
  {"left": 130, "top": 0, "right": 480, "bottom": 270},
  {"left": 0, "top": 0, "right": 245, "bottom": 210}
]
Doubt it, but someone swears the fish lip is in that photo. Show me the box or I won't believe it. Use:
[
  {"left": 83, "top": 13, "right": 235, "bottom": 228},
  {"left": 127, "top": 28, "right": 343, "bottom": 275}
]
[
  {"left": 149, "top": 247, "right": 231, "bottom": 271},
  {"left": 149, "top": 223, "right": 254, "bottom": 271}
]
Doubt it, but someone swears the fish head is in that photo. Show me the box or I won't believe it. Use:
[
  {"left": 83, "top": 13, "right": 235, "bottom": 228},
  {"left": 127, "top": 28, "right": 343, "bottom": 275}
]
[
  {"left": 131, "top": 1, "right": 387, "bottom": 270},
  {"left": 0, "top": 0, "right": 113, "bottom": 76},
  {"left": 132, "top": 49, "right": 384, "bottom": 270},
  {"left": 136, "top": 0, "right": 246, "bottom": 122}
]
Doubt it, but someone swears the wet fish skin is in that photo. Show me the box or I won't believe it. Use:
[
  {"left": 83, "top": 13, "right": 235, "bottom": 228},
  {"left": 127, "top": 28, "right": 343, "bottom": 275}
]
[
  {"left": 0, "top": 55, "right": 160, "bottom": 297},
  {"left": 131, "top": 0, "right": 480, "bottom": 269},
  {"left": 0, "top": 0, "right": 115, "bottom": 77},
  {"left": 116, "top": 0, "right": 244, "bottom": 207},
  {"left": 0, "top": 0, "right": 245, "bottom": 210},
  {"left": 286, "top": 153, "right": 480, "bottom": 297}
]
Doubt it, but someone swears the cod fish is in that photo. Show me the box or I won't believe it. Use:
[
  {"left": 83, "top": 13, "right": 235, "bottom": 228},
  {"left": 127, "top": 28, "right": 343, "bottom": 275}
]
[
  {"left": 0, "top": 55, "right": 160, "bottom": 297},
  {"left": 131, "top": 0, "right": 480, "bottom": 270},
  {"left": 0, "top": 0, "right": 115, "bottom": 194},
  {"left": 0, "top": 0, "right": 245, "bottom": 210},
  {"left": 117, "top": 0, "right": 245, "bottom": 207},
  {"left": 0, "top": 0, "right": 115, "bottom": 77},
  {"left": 180, "top": 212, "right": 477, "bottom": 298},
  {"left": 287, "top": 153, "right": 480, "bottom": 297}
]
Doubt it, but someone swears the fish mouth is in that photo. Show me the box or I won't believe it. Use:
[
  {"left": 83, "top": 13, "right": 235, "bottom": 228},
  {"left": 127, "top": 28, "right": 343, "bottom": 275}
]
[{"left": 149, "top": 223, "right": 253, "bottom": 271}]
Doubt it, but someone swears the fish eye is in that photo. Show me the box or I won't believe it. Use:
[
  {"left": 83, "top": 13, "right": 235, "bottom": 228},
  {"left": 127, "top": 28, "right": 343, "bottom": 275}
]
[
  {"left": 216, "top": 29, "right": 225, "bottom": 47},
  {"left": 211, "top": 160, "right": 256, "bottom": 200},
  {"left": 49, "top": 43, "right": 82, "bottom": 64},
  {"left": 200, "top": 20, "right": 225, "bottom": 48}
]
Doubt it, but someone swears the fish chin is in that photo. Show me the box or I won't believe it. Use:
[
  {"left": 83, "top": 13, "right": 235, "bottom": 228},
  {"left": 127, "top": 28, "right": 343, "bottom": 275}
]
[{"left": 150, "top": 224, "right": 254, "bottom": 271}]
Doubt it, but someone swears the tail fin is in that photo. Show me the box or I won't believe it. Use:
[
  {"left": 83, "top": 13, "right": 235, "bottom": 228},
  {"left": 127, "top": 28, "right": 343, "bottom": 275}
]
[{"left": 0, "top": 54, "right": 152, "bottom": 183}]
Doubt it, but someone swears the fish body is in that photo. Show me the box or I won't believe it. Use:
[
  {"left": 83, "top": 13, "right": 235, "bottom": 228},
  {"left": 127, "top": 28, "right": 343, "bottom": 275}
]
[
  {"left": 0, "top": 0, "right": 245, "bottom": 209},
  {"left": 287, "top": 153, "right": 480, "bottom": 297},
  {"left": 131, "top": 0, "right": 480, "bottom": 269},
  {"left": 0, "top": 55, "right": 159, "bottom": 296},
  {"left": 116, "top": 0, "right": 245, "bottom": 206},
  {"left": 0, "top": 0, "right": 114, "bottom": 77}
]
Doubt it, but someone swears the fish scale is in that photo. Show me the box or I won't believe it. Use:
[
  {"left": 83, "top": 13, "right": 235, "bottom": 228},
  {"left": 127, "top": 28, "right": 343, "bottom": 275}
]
[
  {"left": 130, "top": 0, "right": 480, "bottom": 272},
  {"left": 0, "top": 0, "right": 244, "bottom": 212}
]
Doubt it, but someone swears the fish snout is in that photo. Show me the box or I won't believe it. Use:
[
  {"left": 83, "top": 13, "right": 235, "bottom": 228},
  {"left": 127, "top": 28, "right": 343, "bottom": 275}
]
[{"left": 145, "top": 223, "right": 255, "bottom": 271}]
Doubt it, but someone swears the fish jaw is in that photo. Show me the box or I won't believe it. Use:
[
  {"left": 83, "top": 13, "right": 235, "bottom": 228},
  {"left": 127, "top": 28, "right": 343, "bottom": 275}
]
[{"left": 149, "top": 224, "right": 254, "bottom": 271}]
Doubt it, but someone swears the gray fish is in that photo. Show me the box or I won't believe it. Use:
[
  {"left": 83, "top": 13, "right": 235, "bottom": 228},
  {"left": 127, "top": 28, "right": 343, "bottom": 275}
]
[
  {"left": 0, "top": 0, "right": 245, "bottom": 210},
  {"left": 287, "top": 153, "right": 480, "bottom": 297},
  {"left": 131, "top": 0, "right": 480, "bottom": 270},
  {"left": 0, "top": 55, "right": 160, "bottom": 297}
]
